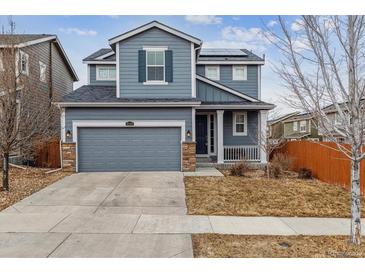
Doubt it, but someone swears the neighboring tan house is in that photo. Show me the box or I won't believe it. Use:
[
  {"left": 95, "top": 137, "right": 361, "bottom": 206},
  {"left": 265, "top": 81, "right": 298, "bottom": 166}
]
[
  {"left": 0, "top": 34, "right": 78, "bottom": 160},
  {"left": 268, "top": 112, "right": 299, "bottom": 143},
  {"left": 57, "top": 21, "right": 274, "bottom": 172},
  {"left": 283, "top": 113, "right": 320, "bottom": 141}
]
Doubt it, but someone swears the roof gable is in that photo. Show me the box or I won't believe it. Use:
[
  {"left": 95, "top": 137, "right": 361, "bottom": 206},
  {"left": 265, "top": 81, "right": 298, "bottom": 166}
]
[{"left": 109, "top": 21, "right": 202, "bottom": 46}]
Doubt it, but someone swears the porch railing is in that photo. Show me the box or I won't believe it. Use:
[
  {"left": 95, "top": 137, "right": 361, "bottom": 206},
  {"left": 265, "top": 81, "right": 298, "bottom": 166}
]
[{"left": 223, "top": 145, "right": 260, "bottom": 162}]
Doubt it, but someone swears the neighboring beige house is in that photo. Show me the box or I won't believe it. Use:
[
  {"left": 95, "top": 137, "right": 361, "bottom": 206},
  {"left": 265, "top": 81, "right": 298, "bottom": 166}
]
[
  {"left": 267, "top": 112, "right": 299, "bottom": 143},
  {"left": 283, "top": 113, "right": 320, "bottom": 141}
]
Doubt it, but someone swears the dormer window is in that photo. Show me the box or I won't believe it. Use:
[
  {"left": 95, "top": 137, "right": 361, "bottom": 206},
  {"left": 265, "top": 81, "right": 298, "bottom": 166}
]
[
  {"left": 96, "top": 66, "right": 116, "bottom": 81},
  {"left": 205, "top": 65, "right": 220, "bottom": 81},
  {"left": 146, "top": 49, "right": 165, "bottom": 82}
]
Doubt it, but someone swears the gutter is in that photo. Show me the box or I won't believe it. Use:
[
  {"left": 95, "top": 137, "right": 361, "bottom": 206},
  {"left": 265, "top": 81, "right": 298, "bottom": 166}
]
[{"left": 54, "top": 101, "right": 202, "bottom": 108}]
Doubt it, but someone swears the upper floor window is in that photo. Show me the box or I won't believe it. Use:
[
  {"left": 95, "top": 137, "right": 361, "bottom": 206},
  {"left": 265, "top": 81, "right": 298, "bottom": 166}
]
[
  {"left": 19, "top": 50, "right": 29, "bottom": 75},
  {"left": 293, "top": 121, "right": 298, "bottom": 131},
  {"left": 146, "top": 49, "right": 165, "bottom": 82},
  {"left": 39, "top": 61, "right": 47, "bottom": 83},
  {"left": 232, "top": 65, "right": 247, "bottom": 81},
  {"left": 299, "top": 120, "right": 307, "bottom": 132},
  {"left": 233, "top": 111, "right": 248, "bottom": 136},
  {"left": 205, "top": 65, "right": 220, "bottom": 81},
  {"left": 96, "top": 66, "right": 116, "bottom": 81}
]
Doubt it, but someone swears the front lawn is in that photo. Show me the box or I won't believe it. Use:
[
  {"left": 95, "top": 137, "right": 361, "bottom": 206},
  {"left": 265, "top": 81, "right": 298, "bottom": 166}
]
[
  {"left": 184, "top": 170, "right": 365, "bottom": 217},
  {"left": 192, "top": 234, "right": 365, "bottom": 258},
  {"left": 0, "top": 166, "right": 71, "bottom": 211}
]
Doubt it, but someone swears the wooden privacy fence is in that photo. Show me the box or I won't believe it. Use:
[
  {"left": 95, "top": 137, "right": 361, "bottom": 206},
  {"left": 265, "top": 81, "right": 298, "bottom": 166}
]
[
  {"left": 275, "top": 140, "right": 365, "bottom": 195},
  {"left": 35, "top": 138, "right": 61, "bottom": 168}
]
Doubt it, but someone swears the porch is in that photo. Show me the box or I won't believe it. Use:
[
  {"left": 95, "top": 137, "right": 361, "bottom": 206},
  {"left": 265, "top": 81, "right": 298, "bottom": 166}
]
[{"left": 193, "top": 109, "right": 268, "bottom": 164}]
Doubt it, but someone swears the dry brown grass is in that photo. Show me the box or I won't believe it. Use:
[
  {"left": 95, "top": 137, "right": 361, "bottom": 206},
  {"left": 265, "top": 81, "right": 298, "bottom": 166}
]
[
  {"left": 0, "top": 167, "right": 71, "bottom": 211},
  {"left": 185, "top": 170, "right": 365, "bottom": 217},
  {"left": 192, "top": 234, "right": 365, "bottom": 258}
]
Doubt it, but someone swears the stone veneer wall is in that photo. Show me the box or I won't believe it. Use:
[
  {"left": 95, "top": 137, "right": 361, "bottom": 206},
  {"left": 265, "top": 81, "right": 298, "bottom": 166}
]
[
  {"left": 182, "top": 141, "right": 196, "bottom": 172},
  {"left": 61, "top": 143, "right": 76, "bottom": 172}
]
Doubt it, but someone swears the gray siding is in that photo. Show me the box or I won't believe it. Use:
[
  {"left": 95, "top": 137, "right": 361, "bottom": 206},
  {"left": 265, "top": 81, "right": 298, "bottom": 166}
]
[
  {"left": 197, "top": 64, "right": 259, "bottom": 99},
  {"left": 89, "top": 64, "right": 116, "bottom": 86},
  {"left": 119, "top": 27, "right": 192, "bottom": 98},
  {"left": 65, "top": 107, "right": 193, "bottom": 142},
  {"left": 78, "top": 127, "right": 181, "bottom": 172},
  {"left": 223, "top": 110, "right": 258, "bottom": 145},
  {"left": 196, "top": 79, "right": 243, "bottom": 102}
]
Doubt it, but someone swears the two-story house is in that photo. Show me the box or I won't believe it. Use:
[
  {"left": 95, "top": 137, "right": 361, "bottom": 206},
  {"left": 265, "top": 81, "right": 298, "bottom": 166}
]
[
  {"left": 267, "top": 112, "right": 299, "bottom": 144},
  {"left": 57, "top": 21, "right": 274, "bottom": 172},
  {"left": 0, "top": 34, "right": 78, "bottom": 159},
  {"left": 282, "top": 112, "right": 320, "bottom": 141}
]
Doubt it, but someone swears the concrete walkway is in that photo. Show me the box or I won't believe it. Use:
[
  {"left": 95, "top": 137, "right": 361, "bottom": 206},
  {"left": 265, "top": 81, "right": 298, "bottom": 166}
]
[{"left": 0, "top": 172, "right": 363, "bottom": 258}]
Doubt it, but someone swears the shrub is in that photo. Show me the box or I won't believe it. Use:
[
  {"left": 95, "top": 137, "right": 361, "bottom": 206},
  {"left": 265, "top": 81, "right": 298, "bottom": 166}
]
[
  {"left": 267, "top": 161, "right": 282, "bottom": 178},
  {"left": 230, "top": 161, "right": 250, "bottom": 176},
  {"left": 271, "top": 153, "right": 293, "bottom": 171},
  {"left": 298, "top": 168, "right": 313, "bottom": 179}
]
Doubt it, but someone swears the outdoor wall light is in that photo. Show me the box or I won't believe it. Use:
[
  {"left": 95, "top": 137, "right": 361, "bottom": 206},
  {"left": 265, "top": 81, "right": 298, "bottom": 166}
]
[
  {"left": 66, "top": 130, "right": 72, "bottom": 138},
  {"left": 186, "top": 130, "right": 191, "bottom": 138}
]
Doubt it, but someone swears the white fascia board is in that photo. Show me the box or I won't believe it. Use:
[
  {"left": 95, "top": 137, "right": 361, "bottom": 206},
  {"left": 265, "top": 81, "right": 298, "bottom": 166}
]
[
  {"left": 196, "top": 74, "right": 258, "bottom": 102},
  {"left": 0, "top": 35, "right": 56, "bottom": 48},
  {"left": 95, "top": 51, "right": 115, "bottom": 60},
  {"left": 197, "top": 60, "right": 265, "bottom": 65},
  {"left": 57, "top": 102, "right": 201, "bottom": 108},
  {"left": 82, "top": 61, "right": 116, "bottom": 65},
  {"left": 109, "top": 21, "right": 201, "bottom": 46},
  {"left": 115, "top": 42, "right": 120, "bottom": 98},
  {"left": 197, "top": 104, "right": 274, "bottom": 110},
  {"left": 191, "top": 43, "right": 196, "bottom": 98}
]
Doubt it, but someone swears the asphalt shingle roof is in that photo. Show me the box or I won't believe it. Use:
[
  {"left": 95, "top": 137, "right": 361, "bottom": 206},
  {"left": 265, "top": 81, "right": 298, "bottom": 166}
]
[
  {"left": 83, "top": 48, "right": 115, "bottom": 61},
  {"left": 0, "top": 34, "right": 54, "bottom": 44}
]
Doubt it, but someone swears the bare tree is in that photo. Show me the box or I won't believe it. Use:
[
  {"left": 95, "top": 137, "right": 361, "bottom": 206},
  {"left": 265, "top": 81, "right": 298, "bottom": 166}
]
[
  {"left": 268, "top": 16, "right": 365, "bottom": 244},
  {"left": 0, "top": 20, "right": 57, "bottom": 191}
]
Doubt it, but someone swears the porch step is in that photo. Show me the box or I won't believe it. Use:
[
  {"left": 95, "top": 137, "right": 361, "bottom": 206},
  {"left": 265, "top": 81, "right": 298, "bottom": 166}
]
[{"left": 196, "top": 162, "right": 215, "bottom": 168}]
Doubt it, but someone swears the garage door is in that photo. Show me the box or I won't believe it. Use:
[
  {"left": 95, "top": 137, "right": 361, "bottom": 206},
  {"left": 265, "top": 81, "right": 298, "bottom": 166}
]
[{"left": 77, "top": 127, "right": 181, "bottom": 172}]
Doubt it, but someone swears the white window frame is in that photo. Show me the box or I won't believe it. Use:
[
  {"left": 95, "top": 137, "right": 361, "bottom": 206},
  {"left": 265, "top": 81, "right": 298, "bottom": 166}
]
[
  {"left": 232, "top": 65, "right": 247, "bottom": 81},
  {"left": 232, "top": 111, "right": 248, "bottom": 136},
  {"left": 96, "top": 65, "right": 116, "bottom": 81},
  {"left": 144, "top": 47, "right": 167, "bottom": 85},
  {"left": 19, "top": 50, "right": 29, "bottom": 75},
  {"left": 299, "top": 120, "right": 307, "bottom": 132},
  {"left": 293, "top": 121, "right": 298, "bottom": 131},
  {"left": 205, "top": 65, "right": 220, "bottom": 81},
  {"left": 39, "top": 61, "right": 47, "bottom": 83}
]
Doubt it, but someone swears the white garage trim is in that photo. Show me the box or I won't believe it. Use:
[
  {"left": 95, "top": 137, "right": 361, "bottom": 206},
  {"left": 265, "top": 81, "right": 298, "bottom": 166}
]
[{"left": 72, "top": 120, "right": 186, "bottom": 172}]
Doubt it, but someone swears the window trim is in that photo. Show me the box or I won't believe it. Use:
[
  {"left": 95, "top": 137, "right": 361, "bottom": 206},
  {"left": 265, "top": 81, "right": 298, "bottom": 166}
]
[
  {"left": 19, "top": 50, "right": 29, "bottom": 75},
  {"left": 205, "top": 65, "right": 220, "bottom": 81},
  {"left": 39, "top": 61, "right": 47, "bottom": 83},
  {"left": 144, "top": 48, "right": 167, "bottom": 85},
  {"left": 0, "top": 52, "right": 4, "bottom": 72},
  {"left": 293, "top": 121, "right": 298, "bottom": 131},
  {"left": 299, "top": 120, "right": 307, "bottom": 132},
  {"left": 95, "top": 65, "right": 116, "bottom": 81},
  {"left": 232, "top": 111, "right": 248, "bottom": 136},
  {"left": 232, "top": 65, "right": 247, "bottom": 81}
]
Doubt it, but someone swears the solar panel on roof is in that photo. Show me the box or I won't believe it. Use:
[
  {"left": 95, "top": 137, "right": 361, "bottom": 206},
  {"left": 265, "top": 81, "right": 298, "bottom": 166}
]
[{"left": 200, "top": 48, "right": 248, "bottom": 56}]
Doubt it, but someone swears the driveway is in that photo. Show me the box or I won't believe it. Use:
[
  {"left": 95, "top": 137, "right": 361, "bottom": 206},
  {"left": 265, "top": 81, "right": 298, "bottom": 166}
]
[{"left": 0, "top": 172, "right": 194, "bottom": 258}]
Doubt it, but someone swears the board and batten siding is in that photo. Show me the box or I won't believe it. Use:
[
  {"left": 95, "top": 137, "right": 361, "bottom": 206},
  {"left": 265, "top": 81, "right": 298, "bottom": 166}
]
[
  {"left": 89, "top": 64, "right": 116, "bottom": 86},
  {"left": 118, "top": 27, "right": 192, "bottom": 98},
  {"left": 196, "top": 79, "right": 243, "bottom": 102},
  {"left": 64, "top": 107, "right": 193, "bottom": 142},
  {"left": 197, "top": 64, "right": 259, "bottom": 99},
  {"left": 223, "top": 110, "right": 258, "bottom": 145}
]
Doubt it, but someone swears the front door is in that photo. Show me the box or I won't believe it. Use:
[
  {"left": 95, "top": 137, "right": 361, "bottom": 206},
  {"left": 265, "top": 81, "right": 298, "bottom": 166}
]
[{"left": 196, "top": 115, "right": 208, "bottom": 154}]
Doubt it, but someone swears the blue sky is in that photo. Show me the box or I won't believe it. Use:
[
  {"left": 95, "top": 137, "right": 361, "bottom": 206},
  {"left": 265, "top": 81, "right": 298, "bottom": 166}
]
[{"left": 0, "top": 15, "right": 300, "bottom": 114}]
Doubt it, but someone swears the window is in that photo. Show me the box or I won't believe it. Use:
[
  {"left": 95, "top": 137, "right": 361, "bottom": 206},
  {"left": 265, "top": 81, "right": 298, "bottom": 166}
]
[
  {"left": 232, "top": 65, "right": 247, "bottom": 81},
  {"left": 19, "top": 50, "right": 29, "bottom": 75},
  {"left": 293, "top": 121, "right": 298, "bottom": 131},
  {"left": 233, "top": 112, "right": 248, "bottom": 136},
  {"left": 299, "top": 120, "right": 307, "bottom": 132},
  {"left": 96, "top": 66, "right": 116, "bottom": 81},
  {"left": 146, "top": 50, "right": 165, "bottom": 82},
  {"left": 0, "top": 52, "right": 4, "bottom": 71},
  {"left": 39, "top": 61, "right": 46, "bottom": 82},
  {"left": 205, "top": 65, "right": 220, "bottom": 81}
]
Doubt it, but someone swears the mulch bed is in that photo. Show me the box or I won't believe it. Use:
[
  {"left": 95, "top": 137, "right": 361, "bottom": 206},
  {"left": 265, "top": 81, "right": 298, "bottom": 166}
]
[
  {"left": 192, "top": 234, "right": 365, "bottom": 258},
  {"left": 184, "top": 170, "right": 365, "bottom": 218},
  {"left": 0, "top": 167, "right": 71, "bottom": 211}
]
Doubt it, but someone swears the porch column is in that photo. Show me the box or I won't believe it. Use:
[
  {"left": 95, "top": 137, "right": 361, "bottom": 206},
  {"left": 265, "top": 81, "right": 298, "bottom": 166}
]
[
  {"left": 217, "top": 110, "right": 224, "bottom": 164},
  {"left": 259, "top": 110, "right": 268, "bottom": 164}
]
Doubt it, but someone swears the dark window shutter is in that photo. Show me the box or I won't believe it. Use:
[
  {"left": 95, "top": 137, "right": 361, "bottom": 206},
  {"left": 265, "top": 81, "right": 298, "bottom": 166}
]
[
  {"left": 138, "top": 50, "right": 146, "bottom": 82},
  {"left": 165, "top": 50, "right": 173, "bottom": 82}
]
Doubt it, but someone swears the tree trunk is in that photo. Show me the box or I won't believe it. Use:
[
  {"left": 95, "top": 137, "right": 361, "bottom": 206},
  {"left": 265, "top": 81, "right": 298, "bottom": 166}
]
[
  {"left": 2, "top": 153, "right": 9, "bottom": 192},
  {"left": 350, "top": 158, "right": 361, "bottom": 245}
]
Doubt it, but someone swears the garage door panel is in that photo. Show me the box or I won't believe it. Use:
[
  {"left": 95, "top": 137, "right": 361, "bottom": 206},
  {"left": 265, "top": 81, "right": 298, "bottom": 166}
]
[{"left": 78, "top": 127, "right": 181, "bottom": 172}]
